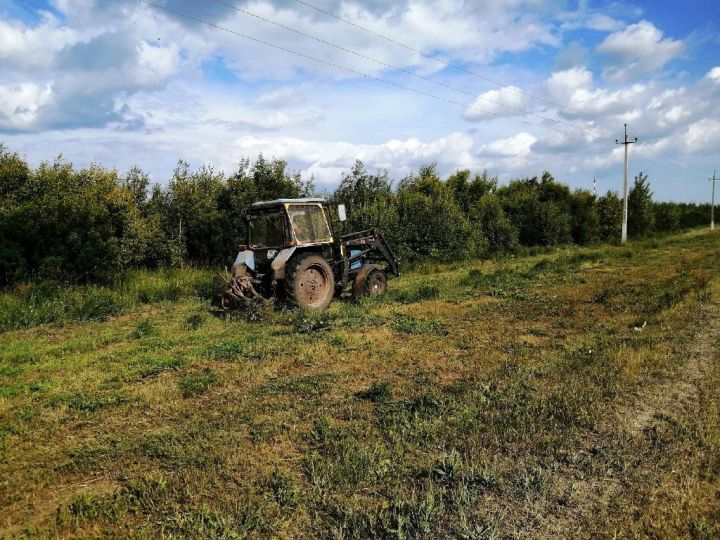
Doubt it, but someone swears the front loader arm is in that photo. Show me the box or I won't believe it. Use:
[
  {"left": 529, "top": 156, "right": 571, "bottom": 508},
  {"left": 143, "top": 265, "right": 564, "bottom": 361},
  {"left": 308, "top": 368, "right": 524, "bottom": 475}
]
[{"left": 340, "top": 229, "right": 400, "bottom": 277}]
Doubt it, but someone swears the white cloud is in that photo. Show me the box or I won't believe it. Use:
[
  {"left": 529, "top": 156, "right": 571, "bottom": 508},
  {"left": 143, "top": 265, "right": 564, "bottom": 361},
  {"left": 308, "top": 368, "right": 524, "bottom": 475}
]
[
  {"left": 463, "top": 86, "right": 530, "bottom": 121},
  {"left": 585, "top": 13, "right": 624, "bottom": 32},
  {"left": 136, "top": 42, "right": 181, "bottom": 85},
  {"left": 684, "top": 119, "right": 720, "bottom": 151},
  {"left": 545, "top": 67, "right": 646, "bottom": 117},
  {"left": 230, "top": 132, "right": 477, "bottom": 178},
  {"left": 479, "top": 132, "right": 537, "bottom": 157},
  {"left": 0, "top": 15, "right": 77, "bottom": 70},
  {"left": 0, "top": 83, "right": 54, "bottom": 130},
  {"left": 598, "top": 21, "right": 684, "bottom": 80},
  {"left": 707, "top": 66, "right": 720, "bottom": 83},
  {"left": 0, "top": 0, "right": 718, "bottom": 203}
]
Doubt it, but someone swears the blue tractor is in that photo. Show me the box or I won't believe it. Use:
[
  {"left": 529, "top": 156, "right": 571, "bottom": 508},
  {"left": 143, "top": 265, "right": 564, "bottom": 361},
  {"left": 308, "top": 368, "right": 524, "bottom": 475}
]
[{"left": 221, "top": 198, "right": 400, "bottom": 311}]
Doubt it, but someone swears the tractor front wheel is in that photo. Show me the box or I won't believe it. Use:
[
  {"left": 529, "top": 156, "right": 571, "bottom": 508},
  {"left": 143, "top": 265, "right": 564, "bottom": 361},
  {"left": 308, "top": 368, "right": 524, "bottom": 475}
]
[
  {"left": 284, "top": 253, "right": 335, "bottom": 310},
  {"left": 353, "top": 265, "right": 387, "bottom": 299}
]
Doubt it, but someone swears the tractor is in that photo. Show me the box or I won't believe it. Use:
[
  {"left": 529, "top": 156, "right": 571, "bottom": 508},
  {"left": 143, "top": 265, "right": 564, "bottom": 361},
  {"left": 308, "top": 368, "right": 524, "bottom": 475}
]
[{"left": 220, "top": 198, "right": 400, "bottom": 311}]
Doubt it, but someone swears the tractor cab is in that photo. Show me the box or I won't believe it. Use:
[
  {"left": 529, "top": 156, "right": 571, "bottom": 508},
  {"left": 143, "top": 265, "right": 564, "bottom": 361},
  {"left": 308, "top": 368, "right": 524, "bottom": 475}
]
[{"left": 247, "top": 198, "right": 334, "bottom": 250}]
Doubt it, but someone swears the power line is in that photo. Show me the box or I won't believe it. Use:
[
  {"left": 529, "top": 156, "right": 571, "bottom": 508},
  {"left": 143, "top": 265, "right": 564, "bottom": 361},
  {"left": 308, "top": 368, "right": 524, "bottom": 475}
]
[
  {"left": 294, "top": 0, "right": 713, "bottom": 181},
  {"left": 140, "top": 0, "right": 702, "bottom": 189},
  {"left": 623, "top": 127, "right": 708, "bottom": 180},
  {"left": 292, "top": 0, "right": 615, "bottom": 124},
  {"left": 208, "top": 0, "right": 594, "bottom": 136},
  {"left": 137, "top": 0, "right": 579, "bottom": 137}
]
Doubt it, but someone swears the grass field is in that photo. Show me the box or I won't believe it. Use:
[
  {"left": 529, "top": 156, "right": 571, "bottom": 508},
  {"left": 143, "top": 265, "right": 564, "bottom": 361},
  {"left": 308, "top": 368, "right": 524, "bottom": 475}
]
[{"left": 1, "top": 230, "right": 720, "bottom": 539}]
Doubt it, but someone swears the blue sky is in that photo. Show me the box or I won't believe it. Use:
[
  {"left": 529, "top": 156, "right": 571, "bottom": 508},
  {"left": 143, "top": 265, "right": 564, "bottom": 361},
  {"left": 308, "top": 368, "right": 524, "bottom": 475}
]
[{"left": 1, "top": 0, "right": 719, "bottom": 201}]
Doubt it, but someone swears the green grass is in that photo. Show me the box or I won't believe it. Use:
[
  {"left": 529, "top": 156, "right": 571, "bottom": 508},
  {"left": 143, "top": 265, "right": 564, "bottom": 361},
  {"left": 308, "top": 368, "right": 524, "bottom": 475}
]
[
  {"left": 0, "top": 268, "right": 223, "bottom": 333},
  {"left": 1, "top": 229, "right": 719, "bottom": 538}
]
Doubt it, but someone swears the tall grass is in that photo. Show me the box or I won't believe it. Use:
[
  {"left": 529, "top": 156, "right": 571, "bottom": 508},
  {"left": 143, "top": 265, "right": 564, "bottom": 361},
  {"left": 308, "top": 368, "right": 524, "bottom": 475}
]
[{"left": 0, "top": 269, "right": 223, "bottom": 333}]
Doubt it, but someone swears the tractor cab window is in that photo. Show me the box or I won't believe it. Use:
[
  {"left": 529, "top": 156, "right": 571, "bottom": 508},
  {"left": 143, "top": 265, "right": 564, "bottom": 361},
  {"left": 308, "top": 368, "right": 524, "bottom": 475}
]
[
  {"left": 287, "top": 204, "right": 332, "bottom": 244},
  {"left": 248, "top": 212, "right": 285, "bottom": 248}
]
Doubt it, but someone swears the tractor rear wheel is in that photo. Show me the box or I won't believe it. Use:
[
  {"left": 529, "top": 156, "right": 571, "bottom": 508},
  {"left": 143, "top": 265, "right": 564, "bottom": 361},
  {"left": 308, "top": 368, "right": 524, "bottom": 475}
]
[{"left": 284, "top": 253, "right": 335, "bottom": 310}]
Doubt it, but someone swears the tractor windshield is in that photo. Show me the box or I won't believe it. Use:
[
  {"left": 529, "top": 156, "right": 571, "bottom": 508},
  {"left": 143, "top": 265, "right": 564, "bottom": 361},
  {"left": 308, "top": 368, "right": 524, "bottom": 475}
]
[
  {"left": 248, "top": 211, "right": 285, "bottom": 248},
  {"left": 287, "top": 204, "right": 332, "bottom": 244}
]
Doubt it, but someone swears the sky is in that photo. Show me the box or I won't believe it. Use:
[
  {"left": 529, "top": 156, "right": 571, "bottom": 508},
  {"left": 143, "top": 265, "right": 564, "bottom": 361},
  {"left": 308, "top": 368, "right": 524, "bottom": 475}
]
[{"left": 1, "top": 0, "right": 719, "bottom": 201}]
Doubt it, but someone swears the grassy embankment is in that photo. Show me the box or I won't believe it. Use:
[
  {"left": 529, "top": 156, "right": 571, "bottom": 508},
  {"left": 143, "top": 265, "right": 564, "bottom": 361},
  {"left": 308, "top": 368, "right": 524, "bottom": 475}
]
[{"left": 1, "top": 229, "right": 719, "bottom": 538}]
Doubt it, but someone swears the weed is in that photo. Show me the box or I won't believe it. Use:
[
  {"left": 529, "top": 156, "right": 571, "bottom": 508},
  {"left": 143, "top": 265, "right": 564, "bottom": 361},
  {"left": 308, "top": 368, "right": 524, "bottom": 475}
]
[
  {"left": 192, "top": 274, "right": 226, "bottom": 300},
  {"left": 2, "top": 230, "right": 719, "bottom": 538},
  {"left": 304, "top": 441, "right": 379, "bottom": 491},
  {"left": 65, "top": 392, "right": 128, "bottom": 412},
  {"left": 2, "top": 343, "right": 40, "bottom": 365},
  {"left": 59, "top": 493, "right": 125, "bottom": 528},
  {"left": 179, "top": 367, "right": 218, "bottom": 398},
  {"left": 306, "top": 416, "right": 338, "bottom": 446},
  {"left": 133, "top": 319, "right": 155, "bottom": 339},
  {"left": 266, "top": 470, "right": 300, "bottom": 509},
  {"left": 392, "top": 285, "right": 441, "bottom": 303},
  {"left": 393, "top": 315, "right": 447, "bottom": 335},
  {"left": 461, "top": 268, "right": 531, "bottom": 290},
  {"left": 184, "top": 313, "right": 205, "bottom": 330},
  {"left": 432, "top": 449, "right": 462, "bottom": 485},
  {"left": 138, "top": 357, "right": 186, "bottom": 378},
  {"left": 357, "top": 381, "right": 392, "bottom": 403},
  {"left": 293, "top": 310, "right": 334, "bottom": 333},
  {"left": 511, "top": 465, "right": 549, "bottom": 499},
  {"left": 327, "top": 335, "right": 347, "bottom": 347},
  {"left": 206, "top": 338, "right": 245, "bottom": 360},
  {"left": 258, "top": 373, "right": 335, "bottom": 398}
]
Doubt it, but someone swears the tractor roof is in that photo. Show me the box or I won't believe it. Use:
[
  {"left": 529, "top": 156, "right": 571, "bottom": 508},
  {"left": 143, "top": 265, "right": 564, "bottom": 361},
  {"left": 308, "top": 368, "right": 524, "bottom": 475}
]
[{"left": 249, "top": 198, "right": 327, "bottom": 210}]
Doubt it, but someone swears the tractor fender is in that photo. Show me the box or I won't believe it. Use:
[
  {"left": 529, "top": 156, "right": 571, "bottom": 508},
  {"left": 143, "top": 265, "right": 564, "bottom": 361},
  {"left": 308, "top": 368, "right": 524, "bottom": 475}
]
[
  {"left": 233, "top": 250, "right": 255, "bottom": 273},
  {"left": 352, "top": 264, "right": 381, "bottom": 298},
  {"left": 270, "top": 247, "right": 297, "bottom": 280}
]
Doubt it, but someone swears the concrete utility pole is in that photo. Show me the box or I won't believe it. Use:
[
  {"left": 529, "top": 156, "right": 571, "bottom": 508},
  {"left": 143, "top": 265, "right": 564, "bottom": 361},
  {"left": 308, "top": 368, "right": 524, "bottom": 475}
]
[
  {"left": 593, "top": 177, "right": 597, "bottom": 196},
  {"left": 710, "top": 170, "right": 717, "bottom": 231},
  {"left": 616, "top": 123, "right": 638, "bottom": 244}
]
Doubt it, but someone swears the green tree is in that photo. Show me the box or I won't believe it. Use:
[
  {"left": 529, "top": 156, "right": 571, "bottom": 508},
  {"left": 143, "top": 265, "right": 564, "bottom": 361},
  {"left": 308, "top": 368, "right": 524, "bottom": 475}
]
[
  {"left": 596, "top": 191, "right": 623, "bottom": 242},
  {"left": 653, "top": 202, "right": 680, "bottom": 233},
  {"left": 570, "top": 190, "right": 599, "bottom": 244},
  {"left": 627, "top": 172, "right": 654, "bottom": 237},
  {"left": 468, "top": 194, "right": 518, "bottom": 254},
  {"left": 497, "top": 172, "right": 573, "bottom": 246}
]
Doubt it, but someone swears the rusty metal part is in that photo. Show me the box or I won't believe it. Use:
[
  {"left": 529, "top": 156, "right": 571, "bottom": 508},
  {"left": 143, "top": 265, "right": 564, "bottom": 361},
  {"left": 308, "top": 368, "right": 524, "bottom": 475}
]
[{"left": 297, "top": 263, "right": 330, "bottom": 307}]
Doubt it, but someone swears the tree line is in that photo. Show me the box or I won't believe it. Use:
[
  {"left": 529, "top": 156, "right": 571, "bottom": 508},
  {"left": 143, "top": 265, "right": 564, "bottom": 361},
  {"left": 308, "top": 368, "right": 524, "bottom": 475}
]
[{"left": 0, "top": 144, "right": 712, "bottom": 285}]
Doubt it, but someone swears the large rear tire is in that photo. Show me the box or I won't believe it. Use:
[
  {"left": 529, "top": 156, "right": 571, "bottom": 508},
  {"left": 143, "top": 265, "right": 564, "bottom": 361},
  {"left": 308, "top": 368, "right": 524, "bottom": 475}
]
[{"left": 284, "top": 252, "right": 335, "bottom": 310}]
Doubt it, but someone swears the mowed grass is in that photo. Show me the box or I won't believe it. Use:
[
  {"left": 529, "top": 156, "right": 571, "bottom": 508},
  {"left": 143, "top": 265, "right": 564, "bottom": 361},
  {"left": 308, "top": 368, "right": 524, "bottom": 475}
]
[{"left": 1, "top": 230, "right": 720, "bottom": 538}]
